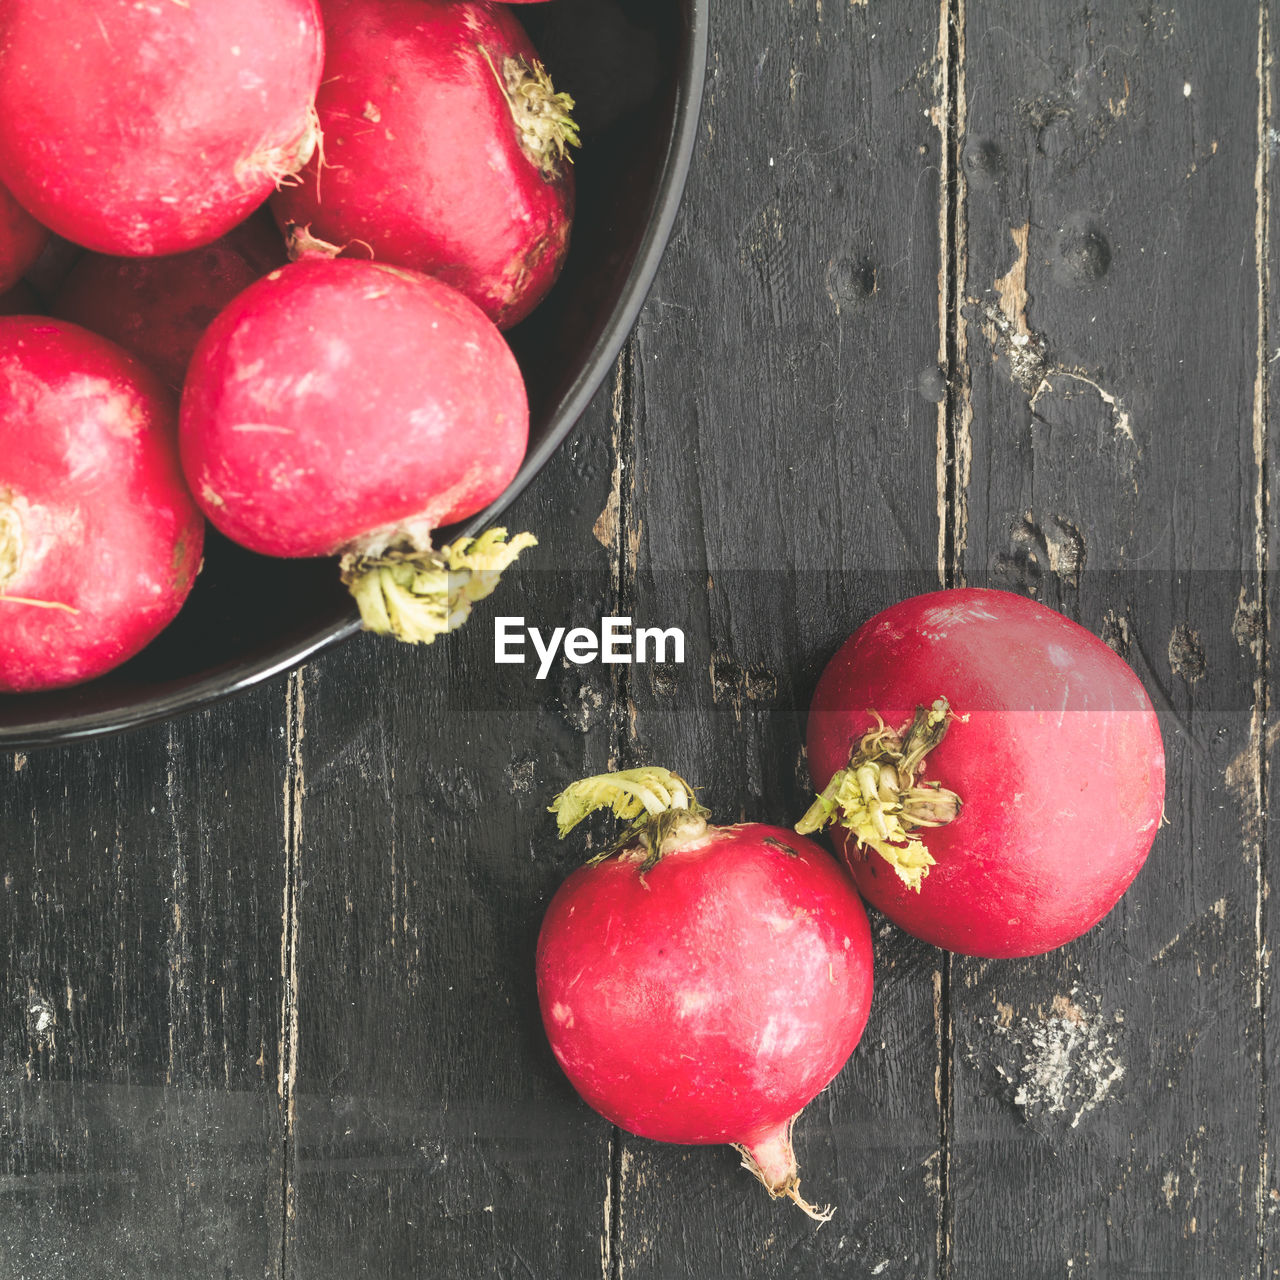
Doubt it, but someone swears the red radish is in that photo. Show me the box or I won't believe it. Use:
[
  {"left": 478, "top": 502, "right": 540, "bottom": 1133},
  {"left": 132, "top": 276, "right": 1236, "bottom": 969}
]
[
  {"left": 0, "top": 0, "right": 324, "bottom": 257},
  {"left": 271, "top": 0, "right": 577, "bottom": 329},
  {"left": 800, "top": 588, "right": 1165, "bottom": 958},
  {"left": 0, "top": 318, "right": 204, "bottom": 692},
  {"left": 180, "top": 257, "right": 534, "bottom": 643},
  {"left": 0, "top": 180, "right": 46, "bottom": 293},
  {"left": 537, "top": 768, "right": 874, "bottom": 1217},
  {"left": 52, "top": 212, "right": 289, "bottom": 391}
]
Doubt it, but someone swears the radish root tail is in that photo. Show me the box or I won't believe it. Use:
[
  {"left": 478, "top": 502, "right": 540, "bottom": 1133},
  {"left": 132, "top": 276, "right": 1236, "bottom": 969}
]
[
  {"left": 733, "top": 1117, "right": 834, "bottom": 1224},
  {"left": 240, "top": 103, "right": 323, "bottom": 190}
]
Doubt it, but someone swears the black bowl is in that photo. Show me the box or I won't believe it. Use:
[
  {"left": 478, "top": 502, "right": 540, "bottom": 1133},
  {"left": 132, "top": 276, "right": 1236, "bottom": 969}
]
[{"left": 0, "top": 0, "right": 709, "bottom": 749}]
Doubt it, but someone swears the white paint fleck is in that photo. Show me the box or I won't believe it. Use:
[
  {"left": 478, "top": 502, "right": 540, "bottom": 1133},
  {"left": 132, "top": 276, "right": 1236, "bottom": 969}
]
[{"left": 990, "top": 989, "right": 1125, "bottom": 1128}]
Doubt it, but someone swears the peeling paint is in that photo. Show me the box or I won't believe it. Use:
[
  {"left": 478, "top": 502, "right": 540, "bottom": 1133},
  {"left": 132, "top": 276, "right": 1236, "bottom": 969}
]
[
  {"left": 1167, "top": 625, "right": 1206, "bottom": 684},
  {"left": 1102, "top": 609, "right": 1131, "bottom": 658},
  {"left": 1232, "top": 588, "right": 1264, "bottom": 658},
  {"left": 1031, "top": 369, "right": 1134, "bottom": 442},
  {"left": 978, "top": 228, "right": 1134, "bottom": 441},
  {"left": 993, "top": 222, "right": 1031, "bottom": 340},
  {"left": 593, "top": 482, "right": 620, "bottom": 550}
]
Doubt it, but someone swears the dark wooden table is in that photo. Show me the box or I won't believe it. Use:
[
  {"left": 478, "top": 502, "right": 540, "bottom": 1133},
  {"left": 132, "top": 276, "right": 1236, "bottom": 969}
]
[{"left": 3, "top": 0, "right": 1275, "bottom": 1276}]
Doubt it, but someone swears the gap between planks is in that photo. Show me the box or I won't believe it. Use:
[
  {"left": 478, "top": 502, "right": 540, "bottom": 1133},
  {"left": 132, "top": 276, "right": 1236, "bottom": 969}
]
[
  {"left": 278, "top": 668, "right": 306, "bottom": 1279},
  {"left": 935, "top": 0, "right": 967, "bottom": 1273},
  {"left": 934, "top": 3, "right": 1274, "bottom": 1274},
  {"left": 1253, "top": 4, "right": 1273, "bottom": 1276},
  {"left": 602, "top": 341, "right": 638, "bottom": 1280}
]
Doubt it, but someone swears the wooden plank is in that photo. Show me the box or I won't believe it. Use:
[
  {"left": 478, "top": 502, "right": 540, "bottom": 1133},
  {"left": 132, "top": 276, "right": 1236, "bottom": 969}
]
[
  {"left": 1263, "top": 0, "right": 1279, "bottom": 1268},
  {"left": 951, "top": 2, "right": 1264, "bottom": 1275},
  {"left": 282, "top": 390, "right": 620, "bottom": 1279},
  {"left": 0, "top": 691, "right": 290, "bottom": 1277},
  {"left": 610, "top": 1, "right": 949, "bottom": 1273}
]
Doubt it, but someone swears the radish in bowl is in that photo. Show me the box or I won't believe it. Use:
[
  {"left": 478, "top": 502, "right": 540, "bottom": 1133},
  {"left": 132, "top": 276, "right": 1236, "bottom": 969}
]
[
  {"left": 180, "top": 258, "right": 535, "bottom": 643},
  {"left": 537, "top": 768, "right": 874, "bottom": 1217},
  {"left": 800, "top": 588, "right": 1165, "bottom": 958},
  {"left": 0, "top": 0, "right": 324, "bottom": 256},
  {"left": 0, "top": 319, "right": 204, "bottom": 692},
  {"left": 52, "top": 213, "right": 288, "bottom": 391},
  {"left": 271, "top": 0, "right": 577, "bottom": 329}
]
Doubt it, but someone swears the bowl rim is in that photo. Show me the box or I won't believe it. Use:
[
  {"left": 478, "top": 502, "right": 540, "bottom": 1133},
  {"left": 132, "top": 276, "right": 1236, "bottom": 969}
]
[{"left": 2, "top": 0, "right": 711, "bottom": 751}]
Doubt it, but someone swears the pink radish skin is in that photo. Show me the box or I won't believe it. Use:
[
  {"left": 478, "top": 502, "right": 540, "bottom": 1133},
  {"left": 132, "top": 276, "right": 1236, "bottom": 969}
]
[
  {"left": 537, "top": 771, "right": 874, "bottom": 1216},
  {"left": 52, "top": 213, "right": 288, "bottom": 391},
  {"left": 272, "top": 0, "right": 575, "bottom": 329},
  {"left": 181, "top": 258, "right": 527, "bottom": 558},
  {"left": 0, "top": 181, "right": 47, "bottom": 293},
  {"left": 803, "top": 589, "right": 1165, "bottom": 959},
  {"left": 0, "top": 0, "right": 324, "bottom": 256},
  {"left": 0, "top": 319, "right": 204, "bottom": 692}
]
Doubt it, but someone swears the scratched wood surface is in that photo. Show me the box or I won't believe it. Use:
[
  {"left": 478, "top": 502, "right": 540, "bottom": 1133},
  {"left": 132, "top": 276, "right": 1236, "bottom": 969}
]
[
  {"left": 609, "top": 0, "right": 948, "bottom": 1274},
  {"left": 2, "top": 2, "right": 1277, "bottom": 1278},
  {"left": 951, "top": 3, "right": 1266, "bottom": 1276},
  {"left": 1, "top": 697, "right": 290, "bottom": 1275}
]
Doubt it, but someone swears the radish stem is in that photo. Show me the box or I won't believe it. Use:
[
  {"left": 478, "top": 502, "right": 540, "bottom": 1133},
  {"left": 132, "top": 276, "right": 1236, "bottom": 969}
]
[
  {"left": 340, "top": 526, "right": 535, "bottom": 644},
  {"left": 0, "top": 497, "right": 22, "bottom": 590},
  {"left": 797, "top": 698, "right": 961, "bottom": 891},
  {"left": 482, "top": 50, "right": 581, "bottom": 175},
  {"left": 551, "top": 767, "right": 711, "bottom": 868}
]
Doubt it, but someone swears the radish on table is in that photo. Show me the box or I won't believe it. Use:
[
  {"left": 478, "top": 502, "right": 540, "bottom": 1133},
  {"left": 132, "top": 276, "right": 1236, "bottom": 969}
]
[
  {"left": 537, "top": 768, "right": 875, "bottom": 1218},
  {"left": 0, "top": 319, "right": 204, "bottom": 692},
  {"left": 180, "top": 258, "right": 534, "bottom": 643},
  {"left": 272, "top": 0, "right": 577, "bottom": 329},
  {"left": 0, "top": 0, "right": 324, "bottom": 256},
  {"left": 800, "top": 588, "right": 1165, "bottom": 958}
]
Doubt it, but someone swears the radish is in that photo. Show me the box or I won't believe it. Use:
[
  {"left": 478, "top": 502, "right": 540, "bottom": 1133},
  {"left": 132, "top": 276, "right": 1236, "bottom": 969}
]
[
  {"left": 0, "top": 180, "right": 46, "bottom": 293},
  {"left": 537, "top": 768, "right": 874, "bottom": 1218},
  {"left": 271, "top": 0, "right": 577, "bottom": 329},
  {"left": 0, "top": 0, "right": 324, "bottom": 257},
  {"left": 52, "top": 212, "right": 288, "bottom": 391},
  {"left": 799, "top": 588, "right": 1165, "bottom": 958},
  {"left": 180, "top": 258, "right": 534, "bottom": 643},
  {"left": 0, "top": 318, "right": 204, "bottom": 692}
]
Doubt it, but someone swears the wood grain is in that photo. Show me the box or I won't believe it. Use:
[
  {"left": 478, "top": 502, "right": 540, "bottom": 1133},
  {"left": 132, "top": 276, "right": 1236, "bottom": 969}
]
[
  {"left": 279, "top": 394, "right": 621, "bottom": 1279},
  {"left": 0, "top": 694, "right": 290, "bottom": 1276},
  {"left": 611, "top": 1, "right": 951, "bottom": 1274},
  {"left": 3, "top": 1, "right": 1276, "bottom": 1277},
  {"left": 951, "top": 2, "right": 1266, "bottom": 1275},
  {"left": 1264, "top": 0, "right": 1279, "bottom": 1270}
]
